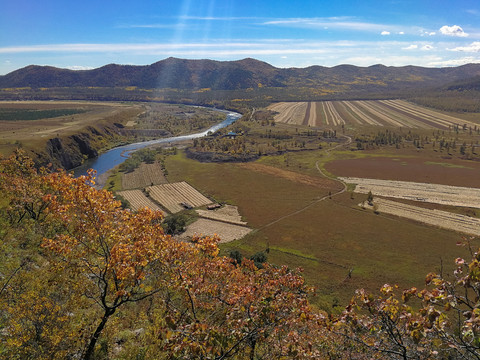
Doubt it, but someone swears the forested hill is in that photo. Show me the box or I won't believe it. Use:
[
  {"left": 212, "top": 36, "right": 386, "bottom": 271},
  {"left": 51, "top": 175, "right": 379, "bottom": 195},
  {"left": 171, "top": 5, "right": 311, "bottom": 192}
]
[{"left": 2, "top": 57, "right": 480, "bottom": 92}]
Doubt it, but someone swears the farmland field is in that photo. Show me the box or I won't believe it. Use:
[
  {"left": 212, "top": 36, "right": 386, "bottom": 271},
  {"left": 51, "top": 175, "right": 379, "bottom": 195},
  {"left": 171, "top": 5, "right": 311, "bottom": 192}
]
[
  {"left": 121, "top": 162, "right": 167, "bottom": 190},
  {"left": 364, "top": 198, "right": 480, "bottom": 236},
  {"left": 116, "top": 189, "right": 162, "bottom": 212},
  {"left": 178, "top": 218, "right": 252, "bottom": 243},
  {"left": 164, "top": 151, "right": 475, "bottom": 308},
  {"left": 196, "top": 205, "right": 248, "bottom": 226},
  {"left": 325, "top": 156, "right": 480, "bottom": 188},
  {"left": 342, "top": 177, "right": 480, "bottom": 209},
  {"left": 146, "top": 181, "right": 212, "bottom": 213},
  {"left": 268, "top": 100, "right": 478, "bottom": 129}
]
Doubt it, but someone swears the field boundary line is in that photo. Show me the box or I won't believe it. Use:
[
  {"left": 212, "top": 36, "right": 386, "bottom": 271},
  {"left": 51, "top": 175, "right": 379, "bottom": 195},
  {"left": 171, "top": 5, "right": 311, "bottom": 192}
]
[{"left": 256, "top": 133, "right": 352, "bottom": 231}]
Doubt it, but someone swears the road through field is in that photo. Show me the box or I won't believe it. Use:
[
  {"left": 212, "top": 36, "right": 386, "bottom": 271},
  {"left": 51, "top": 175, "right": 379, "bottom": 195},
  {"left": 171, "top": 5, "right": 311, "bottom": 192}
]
[{"left": 258, "top": 133, "right": 352, "bottom": 231}]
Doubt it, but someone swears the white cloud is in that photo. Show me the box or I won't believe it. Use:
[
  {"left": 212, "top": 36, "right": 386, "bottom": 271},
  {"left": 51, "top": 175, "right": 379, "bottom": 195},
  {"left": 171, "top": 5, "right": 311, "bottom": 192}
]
[
  {"left": 449, "top": 41, "right": 480, "bottom": 52},
  {"left": 428, "top": 57, "right": 480, "bottom": 66},
  {"left": 398, "top": 31, "right": 405, "bottom": 35},
  {"left": 66, "top": 65, "right": 95, "bottom": 71},
  {"left": 262, "top": 17, "right": 399, "bottom": 33},
  {"left": 420, "top": 31, "right": 436, "bottom": 36},
  {"left": 381, "top": 31, "right": 391, "bottom": 36},
  {"left": 466, "top": 9, "right": 480, "bottom": 16},
  {"left": 421, "top": 45, "right": 434, "bottom": 51},
  {"left": 403, "top": 44, "right": 418, "bottom": 50},
  {"left": 439, "top": 25, "right": 468, "bottom": 37}
]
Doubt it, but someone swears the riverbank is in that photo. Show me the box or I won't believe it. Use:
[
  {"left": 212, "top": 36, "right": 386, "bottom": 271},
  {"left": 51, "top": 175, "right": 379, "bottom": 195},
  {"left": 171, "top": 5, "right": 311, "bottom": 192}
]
[{"left": 74, "top": 110, "right": 242, "bottom": 180}]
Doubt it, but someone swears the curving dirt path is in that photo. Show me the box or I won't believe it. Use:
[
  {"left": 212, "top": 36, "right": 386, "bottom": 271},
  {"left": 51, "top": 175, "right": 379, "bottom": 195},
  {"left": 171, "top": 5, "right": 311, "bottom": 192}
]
[{"left": 258, "top": 133, "right": 352, "bottom": 231}]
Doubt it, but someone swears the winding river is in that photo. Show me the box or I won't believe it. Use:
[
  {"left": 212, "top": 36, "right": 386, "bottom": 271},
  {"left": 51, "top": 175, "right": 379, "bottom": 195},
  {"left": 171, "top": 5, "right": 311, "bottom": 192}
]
[{"left": 73, "top": 109, "right": 241, "bottom": 177}]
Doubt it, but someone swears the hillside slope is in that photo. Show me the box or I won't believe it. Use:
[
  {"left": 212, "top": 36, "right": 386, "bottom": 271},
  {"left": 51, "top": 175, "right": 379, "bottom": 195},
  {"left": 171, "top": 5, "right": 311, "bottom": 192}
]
[{"left": 2, "top": 58, "right": 480, "bottom": 92}]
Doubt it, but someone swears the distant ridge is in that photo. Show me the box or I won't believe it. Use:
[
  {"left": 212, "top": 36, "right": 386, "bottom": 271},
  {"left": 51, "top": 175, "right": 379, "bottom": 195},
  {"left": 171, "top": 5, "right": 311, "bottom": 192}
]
[{"left": 1, "top": 58, "right": 480, "bottom": 92}]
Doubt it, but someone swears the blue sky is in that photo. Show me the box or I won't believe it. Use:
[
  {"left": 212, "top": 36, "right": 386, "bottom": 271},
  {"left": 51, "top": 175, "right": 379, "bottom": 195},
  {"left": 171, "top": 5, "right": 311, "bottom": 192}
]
[{"left": 1, "top": 0, "right": 480, "bottom": 74}]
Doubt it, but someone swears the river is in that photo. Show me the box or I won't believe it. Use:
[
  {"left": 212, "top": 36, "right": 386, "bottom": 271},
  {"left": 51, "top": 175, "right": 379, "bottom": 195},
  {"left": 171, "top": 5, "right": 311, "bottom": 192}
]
[{"left": 73, "top": 109, "right": 242, "bottom": 178}]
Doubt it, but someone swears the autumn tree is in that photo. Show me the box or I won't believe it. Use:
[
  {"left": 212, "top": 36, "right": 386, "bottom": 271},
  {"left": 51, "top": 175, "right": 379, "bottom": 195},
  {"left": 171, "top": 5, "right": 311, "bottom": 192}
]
[
  {"left": 0, "top": 150, "right": 335, "bottom": 359},
  {"left": 337, "top": 238, "right": 480, "bottom": 359}
]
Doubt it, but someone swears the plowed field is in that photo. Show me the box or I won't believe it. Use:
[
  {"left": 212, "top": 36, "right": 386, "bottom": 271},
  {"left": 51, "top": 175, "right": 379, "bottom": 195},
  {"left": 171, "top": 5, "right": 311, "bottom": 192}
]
[
  {"left": 117, "top": 190, "right": 162, "bottom": 212},
  {"left": 343, "top": 177, "right": 480, "bottom": 209},
  {"left": 122, "top": 162, "right": 167, "bottom": 190},
  {"left": 146, "top": 181, "right": 212, "bottom": 213},
  {"left": 268, "top": 100, "right": 476, "bottom": 129},
  {"left": 364, "top": 198, "right": 480, "bottom": 236}
]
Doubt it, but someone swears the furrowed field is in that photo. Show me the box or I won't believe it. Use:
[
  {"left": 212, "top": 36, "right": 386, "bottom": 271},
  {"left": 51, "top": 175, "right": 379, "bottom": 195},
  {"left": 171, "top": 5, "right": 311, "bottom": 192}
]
[{"left": 268, "top": 100, "right": 479, "bottom": 129}]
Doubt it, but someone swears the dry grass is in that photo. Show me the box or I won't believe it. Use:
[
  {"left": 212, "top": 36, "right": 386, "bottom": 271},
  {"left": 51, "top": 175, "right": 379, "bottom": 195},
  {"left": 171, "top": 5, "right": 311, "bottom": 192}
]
[{"left": 0, "top": 101, "right": 143, "bottom": 155}]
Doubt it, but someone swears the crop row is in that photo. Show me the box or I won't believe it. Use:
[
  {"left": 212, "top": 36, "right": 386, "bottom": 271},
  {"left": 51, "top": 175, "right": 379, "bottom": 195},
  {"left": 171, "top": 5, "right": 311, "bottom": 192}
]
[
  {"left": 122, "top": 162, "right": 167, "bottom": 190},
  {"left": 365, "top": 198, "right": 480, "bottom": 236},
  {"left": 342, "top": 177, "right": 480, "bottom": 209},
  {"left": 146, "top": 181, "right": 212, "bottom": 213},
  {"left": 117, "top": 190, "right": 162, "bottom": 212},
  {"left": 269, "top": 100, "right": 476, "bottom": 129}
]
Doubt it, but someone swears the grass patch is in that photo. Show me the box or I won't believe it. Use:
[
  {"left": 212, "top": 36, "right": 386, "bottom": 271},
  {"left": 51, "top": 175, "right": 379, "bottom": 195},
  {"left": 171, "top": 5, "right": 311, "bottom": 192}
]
[
  {"left": 105, "top": 168, "right": 123, "bottom": 192},
  {"left": 424, "top": 161, "right": 473, "bottom": 169},
  {"left": 0, "top": 108, "right": 86, "bottom": 121}
]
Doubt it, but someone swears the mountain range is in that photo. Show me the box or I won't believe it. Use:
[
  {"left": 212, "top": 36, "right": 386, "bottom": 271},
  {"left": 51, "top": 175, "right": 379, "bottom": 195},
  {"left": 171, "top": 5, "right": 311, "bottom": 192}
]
[{"left": 1, "top": 58, "right": 480, "bottom": 92}]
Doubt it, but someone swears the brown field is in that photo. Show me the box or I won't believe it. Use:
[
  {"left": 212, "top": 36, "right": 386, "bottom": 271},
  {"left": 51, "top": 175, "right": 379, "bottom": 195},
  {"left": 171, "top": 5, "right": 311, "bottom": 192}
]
[
  {"left": 363, "top": 198, "right": 480, "bottom": 236},
  {"left": 342, "top": 177, "right": 480, "bottom": 209},
  {"left": 146, "top": 181, "right": 212, "bottom": 213},
  {"left": 177, "top": 218, "right": 252, "bottom": 243},
  {"left": 165, "top": 149, "right": 478, "bottom": 308},
  {"left": 268, "top": 100, "right": 477, "bottom": 129},
  {"left": 116, "top": 189, "right": 162, "bottom": 212},
  {"left": 325, "top": 156, "right": 480, "bottom": 187},
  {"left": 121, "top": 162, "right": 167, "bottom": 190},
  {"left": 236, "top": 162, "right": 341, "bottom": 190}
]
